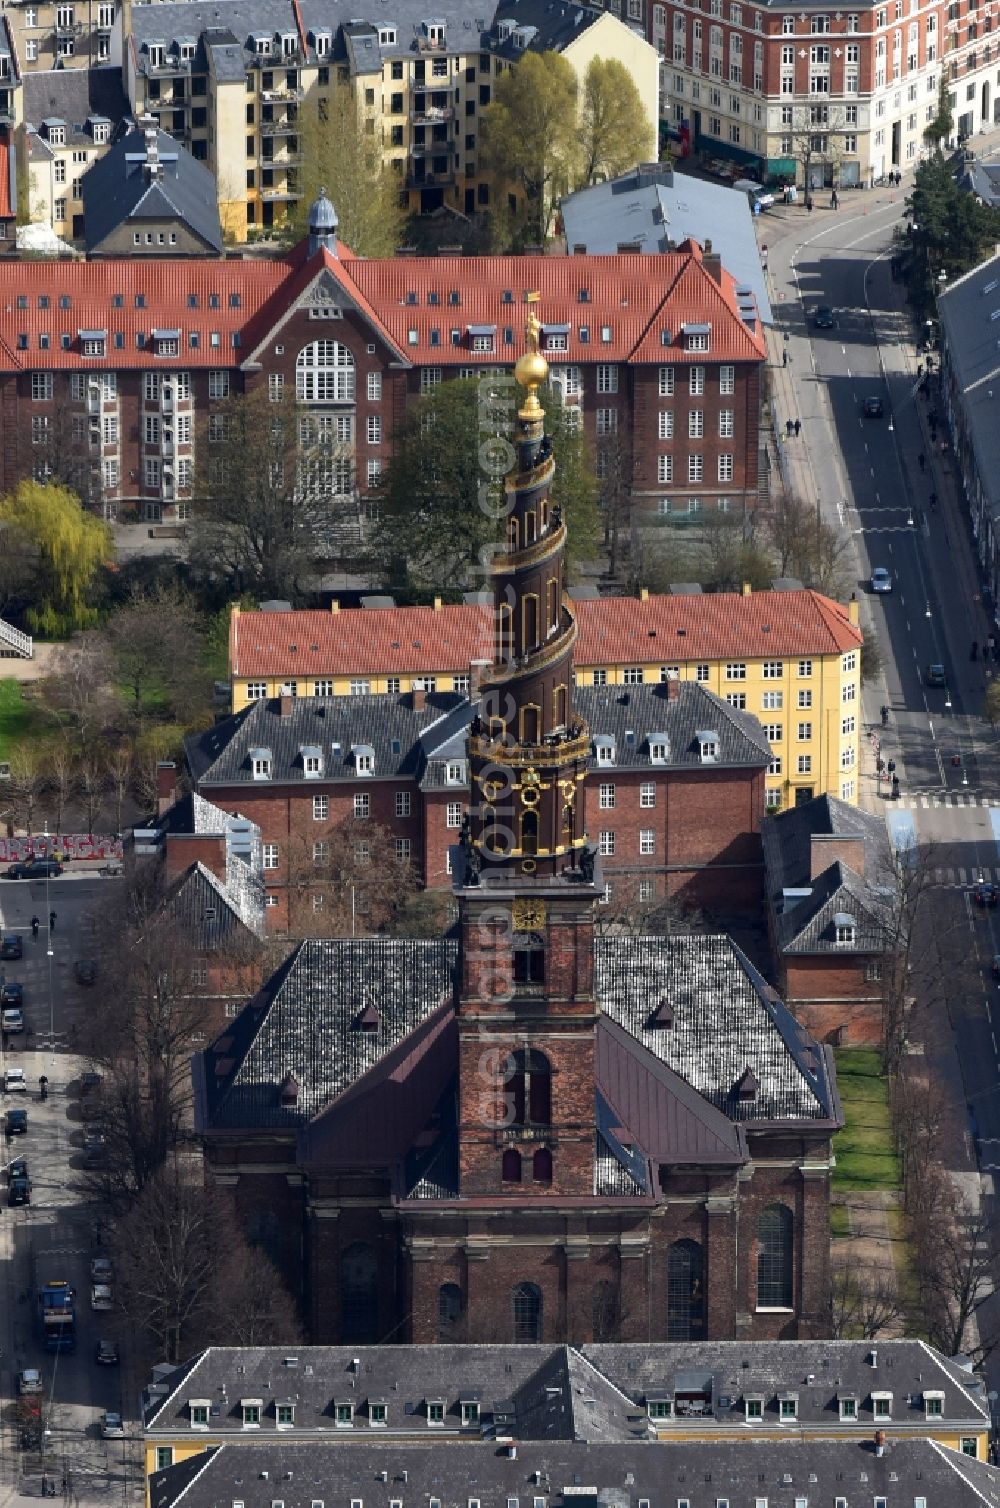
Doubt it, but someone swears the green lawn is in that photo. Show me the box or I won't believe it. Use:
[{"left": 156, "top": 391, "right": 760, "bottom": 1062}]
[
  {"left": 831, "top": 1047, "right": 901, "bottom": 1193},
  {"left": 829, "top": 1203, "right": 851, "bottom": 1237},
  {"left": 0, "top": 679, "right": 46, "bottom": 759}
]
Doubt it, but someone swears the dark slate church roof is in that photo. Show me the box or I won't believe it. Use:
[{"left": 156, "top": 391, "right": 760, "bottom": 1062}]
[{"left": 82, "top": 125, "right": 223, "bottom": 254}]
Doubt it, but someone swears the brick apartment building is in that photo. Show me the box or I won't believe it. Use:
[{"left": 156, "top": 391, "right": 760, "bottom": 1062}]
[
  {"left": 0, "top": 199, "right": 766, "bottom": 523},
  {"left": 195, "top": 343, "right": 841, "bottom": 1345},
  {"left": 180, "top": 675, "right": 771, "bottom": 932},
  {"left": 651, "top": 0, "right": 987, "bottom": 188}
]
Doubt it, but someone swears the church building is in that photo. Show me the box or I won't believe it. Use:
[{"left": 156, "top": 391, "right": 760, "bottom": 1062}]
[{"left": 195, "top": 316, "right": 842, "bottom": 1346}]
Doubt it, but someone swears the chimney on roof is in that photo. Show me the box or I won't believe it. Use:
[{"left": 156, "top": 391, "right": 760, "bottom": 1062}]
[
  {"left": 142, "top": 122, "right": 161, "bottom": 180},
  {"left": 330, "top": 599, "right": 340, "bottom": 614},
  {"left": 572, "top": 243, "right": 587, "bottom": 256},
  {"left": 703, "top": 239, "right": 723, "bottom": 284},
  {"left": 742, "top": 581, "right": 753, "bottom": 597},
  {"left": 469, "top": 659, "right": 491, "bottom": 700},
  {"left": 664, "top": 670, "right": 681, "bottom": 701},
  {"left": 412, "top": 684, "right": 426, "bottom": 712},
  {"left": 617, "top": 241, "right": 642, "bottom": 254},
  {"left": 279, "top": 693, "right": 295, "bottom": 718},
  {"left": 848, "top": 594, "right": 859, "bottom": 626},
  {"left": 155, "top": 760, "right": 177, "bottom": 816},
  {"left": 433, "top": 596, "right": 442, "bottom": 611}
]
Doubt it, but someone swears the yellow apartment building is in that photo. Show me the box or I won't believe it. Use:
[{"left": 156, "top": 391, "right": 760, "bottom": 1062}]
[
  {"left": 122, "top": 0, "right": 658, "bottom": 236},
  {"left": 228, "top": 586, "right": 864, "bottom": 808}
]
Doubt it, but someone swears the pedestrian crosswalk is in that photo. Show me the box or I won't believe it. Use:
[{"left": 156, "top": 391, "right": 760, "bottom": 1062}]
[
  {"left": 896, "top": 792, "right": 1000, "bottom": 809},
  {"left": 927, "top": 865, "right": 1000, "bottom": 887}
]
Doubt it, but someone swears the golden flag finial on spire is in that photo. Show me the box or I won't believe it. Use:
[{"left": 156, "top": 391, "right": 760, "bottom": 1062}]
[{"left": 514, "top": 290, "right": 548, "bottom": 419}]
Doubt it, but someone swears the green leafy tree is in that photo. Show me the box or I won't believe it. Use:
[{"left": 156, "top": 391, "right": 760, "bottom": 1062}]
[
  {"left": 923, "top": 75, "right": 954, "bottom": 147},
  {"left": 896, "top": 149, "right": 1000, "bottom": 318},
  {"left": 371, "top": 376, "right": 600, "bottom": 592},
  {"left": 0, "top": 479, "right": 112, "bottom": 636},
  {"left": 101, "top": 585, "right": 210, "bottom": 726},
  {"left": 282, "top": 89, "right": 406, "bottom": 257},
  {"left": 480, "top": 51, "right": 580, "bottom": 242},
  {"left": 577, "top": 58, "right": 653, "bottom": 189}
]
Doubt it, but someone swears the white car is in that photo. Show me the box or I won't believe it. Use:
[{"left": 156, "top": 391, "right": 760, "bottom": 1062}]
[
  {"left": 3, "top": 1067, "right": 27, "bottom": 1093},
  {"left": 100, "top": 1412, "right": 125, "bottom": 1439},
  {"left": 91, "top": 1282, "right": 114, "bottom": 1311},
  {"left": 871, "top": 567, "right": 893, "bottom": 593},
  {"left": 2, "top": 1007, "right": 24, "bottom": 1034}
]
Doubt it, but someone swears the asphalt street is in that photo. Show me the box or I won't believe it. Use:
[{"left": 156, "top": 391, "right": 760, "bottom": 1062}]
[{"left": 0, "top": 876, "right": 141, "bottom": 1508}]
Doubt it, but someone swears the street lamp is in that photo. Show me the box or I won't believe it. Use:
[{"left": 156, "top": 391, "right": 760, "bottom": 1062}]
[
  {"left": 945, "top": 688, "right": 952, "bottom": 708},
  {"left": 925, "top": 601, "right": 932, "bottom": 617},
  {"left": 907, "top": 504, "right": 914, "bottom": 526}
]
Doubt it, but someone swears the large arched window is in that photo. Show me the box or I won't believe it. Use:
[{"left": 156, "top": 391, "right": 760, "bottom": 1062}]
[
  {"left": 757, "top": 1204, "right": 793, "bottom": 1309},
  {"left": 341, "top": 1241, "right": 377, "bottom": 1342},
  {"left": 506, "top": 1048, "right": 551, "bottom": 1126},
  {"left": 296, "top": 340, "right": 356, "bottom": 403},
  {"left": 501, "top": 1148, "right": 522, "bottom": 1182},
  {"left": 667, "top": 1239, "right": 705, "bottom": 1340},
  {"left": 438, "top": 1283, "right": 463, "bottom": 1341},
  {"left": 532, "top": 1147, "right": 552, "bottom": 1183},
  {"left": 512, "top": 1281, "right": 542, "bottom": 1342}
]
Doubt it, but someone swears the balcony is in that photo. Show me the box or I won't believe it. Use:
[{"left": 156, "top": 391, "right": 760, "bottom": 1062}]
[
  {"left": 495, "top": 1124, "right": 556, "bottom": 1147},
  {"left": 409, "top": 137, "right": 452, "bottom": 156},
  {"left": 260, "top": 117, "right": 297, "bottom": 135},
  {"left": 405, "top": 168, "right": 456, "bottom": 189},
  {"left": 410, "top": 104, "right": 454, "bottom": 124},
  {"left": 261, "top": 147, "right": 301, "bottom": 166},
  {"left": 261, "top": 86, "right": 303, "bottom": 102},
  {"left": 261, "top": 186, "right": 301, "bottom": 200}
]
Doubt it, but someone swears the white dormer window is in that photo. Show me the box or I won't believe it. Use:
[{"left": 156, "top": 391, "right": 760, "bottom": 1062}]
[
  {"left": 314, "top": 31, "right": 330, "bottom": 54},
  {"left": 179, "top": 41, "right": 195, "bottom": 59},
  {"left": 686, "top": 329, "right": 710, "bottom": 351},
  {"left": 446, "top": 760, "right": 466, "bottom": 784},
  {"left": 649, "top": 738, "right": 668, "bottom": 764},
  {"left": 647, "top": 1398, "right": 671, "bottom": 1419},
  {"left": 354, "top": 745, "right": 374, "bottom": 776},
  {"left": 189, "top": 1400, "right": 210, "bottom": 1428},
  {"left": 838, "top": 1395, "right": 858, "bottom": 1420},
  {"left": 835, "top": 913, "right": 857, "bottom": 945},
  {"left": 335, "top": 1402, "right": 353, "bottom": 1427},
  {"left": 594, "top": 735, "right": 615, "bottom": 766},
  {"left": 280, "top": 30, "right": 296, "bottom": 54},
  {"left": 301, "top": 745, "right": 323, "bottom": 777},
  {"left": 778, "top": 1395, "right": 798, "bottom": 1420},
  {"left": 276, "top": 1403, "right": 295, "bottom": 1426},
  {"left": 240, "top": 1399, "right": 262, "bottom": 1427},
  {"left": 250, "top": 748, "right": 272, "bottom": 780},
  {"left": 698, "top": 733, "right": 719, "bottom": 762},
  {"left": 255, "top": 35, "right": 271, "bottom": 53},
  {"left": 460, "top": 1400, "right": 480, "bottom": 1427},
  {"left": 378, "top": 26, "right": 396, "bottom": 44},
  {"left": 871, "top": 1392, "right": 892, "bottom": 1419},
  {"left": 425, "top": 20, "right": 444, "bottom": 40},
  {"left": 427, "top": 1401, "right": 445, "bottom": 1425},
  {"left": 744, "top": 1395, "right": 764, "bottom": 1420},
  {"left": 369, "top": 1401, "right": 387, "bottom": 1426},
  {"left": 923, "top": 1390, "right": 944, "bottom": 1418}
]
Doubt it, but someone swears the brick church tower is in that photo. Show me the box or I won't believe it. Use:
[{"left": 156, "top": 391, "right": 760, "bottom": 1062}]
[{"left": 456, "top": 300, "right": 601, "bottom": 1202}]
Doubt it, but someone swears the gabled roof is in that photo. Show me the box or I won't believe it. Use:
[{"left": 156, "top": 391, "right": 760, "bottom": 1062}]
[
  {"left": 575, "top": 681, "right": 771, "bottom": 770},
  {"left": 82, "top": 126, "right": 223, "bottom": 254},
  {"left": 229, "top": 602, "right": 491, "bottom": 680},
  {"left": 773, "top": 858, "right": 893, "bottom": 955},
  {"left": 23, "top": 65, "right": 129, "bottom": 131},
  {"left": 161, "top": 861, "right": 258, "bottom": 954},
  {"left": 595, "top": 934, "right": 839, "bottom": 1125}
]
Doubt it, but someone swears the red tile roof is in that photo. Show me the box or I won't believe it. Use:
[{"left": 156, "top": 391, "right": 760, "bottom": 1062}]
[
  {"left": 230, "top": 589, "right": 861, "bottom": 681},
  {"left": 0, "top": 239, "right": 765, "bottom": 372}
]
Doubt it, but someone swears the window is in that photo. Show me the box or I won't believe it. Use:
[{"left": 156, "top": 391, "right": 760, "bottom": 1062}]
[
  {"left": 354, "top": 793, "right": 370, "bottom": 819},
  {"left": 208, "top": 370, "right": 229, "bottom": 400},
  {"left": 696, "top": 664, "right": 710, "bottom": 682},
  {"left": 872, "top": 1394, "right": 892, "bottom": 1418},
  {"left": 718, "top": 454, "right": 734, "bottom": 482},
  {"left": 596, "top": 408, "right": 617, "bottom": 436},
  {"left": 745, "top": 1398, "right": 763, "bottom": 1421},
  {"left": 843, "top": 651, "right": 857, "bottom": 673},
  {"left": 156, "top": 1449, "right": 174, "bottom": 1470},
  {"left": 726, "top": 662, "right": 746, "bottom": 680},
  {"left": 446, "top": 801, "right": 463, "bottom": 829},
  {"left": 762, "top": 661, "right": 784, "bottom": 679},
  {"left": 659, "top": 367, "right": 675, "bottom": 396},
  {"left": 313, "top": 795, "right": 328, "bottom": 821},
  {"left": 31, "top": 373, "right": 53, "bottom": 402},
  {"left": 658, "top": 410, "right": 675, "bottom": 440},
  {"left": 757, "top": 1204, "right": 793, "bottom": 1308},
  {"left": 512, "top": 1282, "right": 542, "bottom": 1342},
  {"left": 246, "top": 682, "right": 267, "bottom": 700},
  {"left": 262, "top": 844, "right": 279, "bottom": 871},
  {"left": 839, "top": 1396, "right": 858, "bottom": 1419},
  {"left": 798, "top": 690, "right": 813, "bottom": 709},
  {"left": 797, "top": 722, "right": 813, "bottom": 742},
  {"left": 297, "top": 339, "right": 355, "bottom": 403},
  {"left": 720, "top": 365, "right": 735, "bottom": 395},
  {"left": 763, "top": 724, "right": 782, "bottom": 742},
  {"left": 395, "top": 791, "right": 411, "bottom": 818},
  {"left": 689, "top": 455, "right": 704, "bottom": 483},
  {"left": 667, "top": 1240, "right": 705, "bottom": 1340},
  {"left": 341, "top": 1243, "right": 378, "bottom": 1343},
  {"left": 657, "top": 456, "right": 673, "bottom": 484},
  {"left": 598, "top": 831, "right": 615, "bottom": 856},
  {"left": 241, "top": 1403, "right": 261, "bottom": 1426},
  {"left": 727, "top": 693, "right": 747, "bottom": 710},
  {"left": 961, "top": 1439, "right": 978, "bottom": 1457},
  {"left": 640, "top": 782, "right": 655, "bottom": 808},
  {"left": 599, "top": 782, "right": 616, "bottom": 809},
  {"left": 596, "top": 364, "right": 618, "bottom": 393},
  {"left": 797, "top": 755, "right": 812, "bottom": 774},
  {"left": 313, "top": 679, "right": 332, "bottom": 697},
  {"left": 267, "top": 373, "right": 284, "bottom": 403},
  {"left": 639, "top": 829, "right": 655, "bottom": 855},
  {"left": 924, "top": 1392, "right": 944, "bottom": 1418},
  {"left": 689, "top": 365, "right": 705, "bottom": 395},
  {"left": 688, "top": 409, "right": 704, "bottom": 438},
  {"left": 367, "top": 371, "right": 382, "bottom": 401}
]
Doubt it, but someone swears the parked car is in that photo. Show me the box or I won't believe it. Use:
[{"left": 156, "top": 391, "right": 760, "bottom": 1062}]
[
  {"left": 91, "top": 1282, "right": 114, "bottom": 1311},
  {"left": 862, "top": 395, "right": 884, "bottom": 417},
  {"left": 4, "top": 1067, "right": 27, "bottom": 1093},
  {"left": 100, "top": 1412, "right": 125, "bottom": 1440},
  {"left": 870, "top": 567, "right": 893, "bottom": 593},
  {"left": 74, "top": 960, "right": 97, "bottom": 987},
  {"left": 95, "top": 1339, "right": 120, "bottom": 1366},
  {"left": 975, "top": 880, "right": 999, "bottom": 907},
  {"left": 2, "top": 1007, "right": 24, "bottom": 1035},
  {"left": 6, "top": 1106, "right": 28, "bottom": 1135},
  {"left": 814, "top": 305, "right": 835, "bottom": 329},
  {"left": 91, "top": 1256, "right": 114, "bottom": 1283},
  {"left": 83, "top": 1128, "right": 107, "bottom": 1166},
  {"left": 991, "top": 954, "right": 1000, "bottom": 980},
  {"left": 2, "top": 981, "right": 24, "bottom": 1006},
  {"left": 0, "top": 934, "right": 22, "bottom": 960},
  {"left": 4, "top": 860, "right": 63, "bottom": 880},
  {"left": 79, "top": 1072, "right": 104, "bottom": 1120},
  {"left": 8, "top": 1155, "right": 28, "bottom": 1180},
  {"left": 924, "top": 663, "right": 947, "bottom": 687}
]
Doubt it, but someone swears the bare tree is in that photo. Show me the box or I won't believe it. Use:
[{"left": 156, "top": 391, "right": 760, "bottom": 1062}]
[
  {"left": 593, "top": 873, "right": 703, "bottom": 938},
  {"left": 203, "top": 1221, "right": 304, "bottom": 1346},
  {"left": 917, "top": 1192, "right": 996, "bottom": 1362},
  {"left": 784, "top": 103, "right": 851, "bottom": 193},
  {"left": 38, "top": 638, "right": 122, "bottom": 754},
  {"left": 831, "top": 1264, "right": 906, "bottom": 1338},
  {"left": 75, "top": 756, "right": 107, "bottom": 832},
  {"left": 43, "top": 741, "right": 75, "bottom": 834},
  {"left": 8, "top": 744, "right": 45, "bottom": 834},
  {"left": 287, "top": 817, "right": 419, "bottom": 937},
  {"left": 113, "top": 1171, "right": 217, "bottom": 1362},
  {"left": 104, "top": 742, "right": 133, "bottom": 835}
]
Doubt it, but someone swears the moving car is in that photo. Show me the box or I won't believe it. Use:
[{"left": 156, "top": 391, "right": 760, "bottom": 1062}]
[
  {"left": 4, "top": 1067, "right": 27, "bottom": 1093},
  {"left": 100, "top": 1412, "right": 125, "bottom": 1439},
  {"left": 871, "top": 567, "right": 893, "bottom": 593},
  {"left": 862, "top": 395, "right": 884, "bottom": 417},
  {"left": 74, "top": 959, "right": 97, "bottom": 987},
  {"left": 975, "top": 880, "right": 999, "bottom": 907},
  {"left": 2, "top": 981, "right": 24, "bottom": 1006},
  {"left": 18, "top": 1368, "right": 42, "bottom": 1395},
  {"left": 6, "top": 1106, "right": 28, "bottom": 1135},
  {"left": 96, "top": 1339, "right": 120, "bottom": 1366},
  {"left": 0, "top": 934, "right": 22, "bottom": 960},
  {"left": 814, "top": 305, "right": 835, "bottom": 329},
  {"left": 733, "top": 178, "right": 775, "bottom": 209},
  {"left": 2, "top": 1007, "right": 24, "bottom": 1035},
  {"left": 924, "top": 663, "right": 947, "bottom": 686},
  {"left": 4, "top": 859, "right": 62, "bottom": 879}
]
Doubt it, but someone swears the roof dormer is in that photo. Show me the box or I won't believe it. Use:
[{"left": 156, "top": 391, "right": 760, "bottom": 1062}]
[
  {"left": 696, "top": 730, "right": 719, "bottom": 763},
  {"left": 834, "top": 911, "right": 857, "bottom": 946},
  {"left": 249, "top": 746, "right": 272, "bottom": 780},
  {"left": 593, "top": 733, "right": 616, "bottom": 766},
  {"left": 353, "top": 743, "right": 375, "bottom": 776},
  {"left": 300, "top": 744, "right": 323, "bottom": 778},
  {"left": 648, "top": 733, "right": 670, "bottom": 763}
]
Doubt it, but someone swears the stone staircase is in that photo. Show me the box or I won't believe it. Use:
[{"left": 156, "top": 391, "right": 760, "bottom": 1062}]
[{"left": 0, "top": 617, "right": 32, "bottom": 658}]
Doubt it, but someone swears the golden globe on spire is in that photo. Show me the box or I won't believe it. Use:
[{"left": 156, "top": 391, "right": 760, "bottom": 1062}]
[{"left": 514, "top": 291, "right": 548, "bottom": 421}]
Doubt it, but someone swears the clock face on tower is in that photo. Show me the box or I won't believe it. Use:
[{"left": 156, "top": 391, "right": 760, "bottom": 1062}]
[{"left": 512, "top": 897, "right": 547, "bottom": 931}]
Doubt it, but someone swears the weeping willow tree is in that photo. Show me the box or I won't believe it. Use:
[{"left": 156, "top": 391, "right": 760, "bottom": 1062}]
[{"left": 0, "top": 479, "right": 113, "bottom": 635}]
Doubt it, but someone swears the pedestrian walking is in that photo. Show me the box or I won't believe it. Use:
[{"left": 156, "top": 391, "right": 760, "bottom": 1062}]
[
  {"left": 786, "top": 418, "right": 794, "bottom": 438},
  {"left": 806, "top": 196, "right": 814, "bottom": 212},
  {"left": 793, "top": 418, "right": 801, "bottom": 437},
  {"left": 782, "top": 349, "right": 788, "bottom": 367},
  {"left": 930, "top": 490, "right": 937, "bottom": 509},
  {"left": 30, "top": 915, "right": 39, "bottom": 938},
  {"left": 831, "top": 190, "right": 839, "bottom": 209},
  {"left": 48, "top": 910, "right": 56, "bottom": 931}
]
